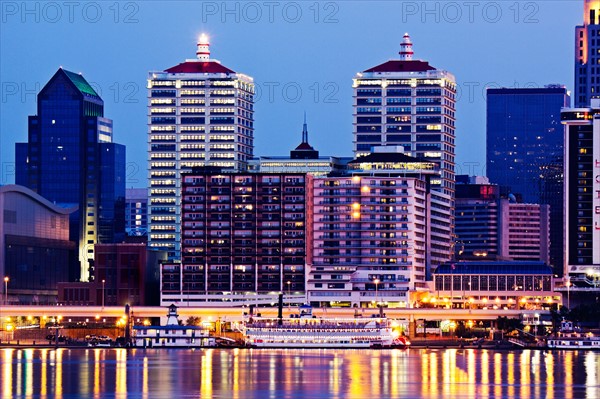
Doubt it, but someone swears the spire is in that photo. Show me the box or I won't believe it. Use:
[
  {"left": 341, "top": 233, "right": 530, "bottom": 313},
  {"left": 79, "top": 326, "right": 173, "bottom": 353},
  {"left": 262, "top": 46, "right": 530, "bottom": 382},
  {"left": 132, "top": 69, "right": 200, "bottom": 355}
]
[
  {"left": 291, "top": 113, "right": 319, "bottom": 159},
  {"left": 302, "top": 112, "right": 308, "bottom": 143},
  {"left": 399, "top": 33, "right": 414, "bottom": 61},
  {"left": 196, "top": 34, "right": 210, "bottom": 61}
]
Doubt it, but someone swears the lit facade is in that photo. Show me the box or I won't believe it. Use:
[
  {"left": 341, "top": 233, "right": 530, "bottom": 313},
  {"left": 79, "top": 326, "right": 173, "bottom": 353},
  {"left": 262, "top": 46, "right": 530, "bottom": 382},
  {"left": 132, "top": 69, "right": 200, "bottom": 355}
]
[
  {"left": 147, "top": 35, "right": 254, "bottom": 260},
  {"left": 561, "top": 100, "right": 600, "bottom": 287},
  {"left": 575, "top": 0, "right": 600, "bottom": 107},
  {"left": 15, "top": 68, "right": 125, "bottom": 282},
  {"left": 432, "top": 261, "right": 559, "bottom": 310},
  {"left": 125, "top": 188, "right": 148, "bottom": 237},
  {"left": 0, "top": 185, "right": 76, "bottom": 304},
  {"left": 486, "top": 86, "right": 570, "bottom": 270},
  {"left": 307, "top": 152, "right": 452, "bottom": 308},
  {"left": 455, "top": 178, "right": 550, "bottom": 264},
  {"left": 352, "top": 34, "right": 456, "bottom": 196},
  {"left": 160, "top": 170, "right": 308, "bottom": 306}
]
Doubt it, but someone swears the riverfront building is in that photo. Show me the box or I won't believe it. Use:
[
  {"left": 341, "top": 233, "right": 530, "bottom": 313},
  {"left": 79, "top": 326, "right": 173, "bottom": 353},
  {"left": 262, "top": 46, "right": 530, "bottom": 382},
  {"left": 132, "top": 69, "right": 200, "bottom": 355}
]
[
  {"left": 432, "top": 261, "right": 559, "bottom": 310},
  {"left": 160, "top": 169, "right": 308, "bottom": 306},
  {"left": 0, "top": 185, "right": 76, "bottom": 304},
  {"left": 307, "top": 148, "right": 452, "bottom": 308},
  {"left": 561, "top": 99, "right": 600, "bottom": 288},
  {"left": 148, "top": 35, "right": 255, "bottom": 260}
]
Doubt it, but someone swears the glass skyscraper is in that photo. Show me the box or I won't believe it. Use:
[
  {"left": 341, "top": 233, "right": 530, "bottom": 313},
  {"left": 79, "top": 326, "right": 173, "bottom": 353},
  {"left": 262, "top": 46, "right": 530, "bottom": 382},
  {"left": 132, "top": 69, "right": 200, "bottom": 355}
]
[
  {"left": 15, "top": 68, "right": 125, "bottom": 282},
  {"left": 486, "top": 86, "right": 570, "bottom": 272}
]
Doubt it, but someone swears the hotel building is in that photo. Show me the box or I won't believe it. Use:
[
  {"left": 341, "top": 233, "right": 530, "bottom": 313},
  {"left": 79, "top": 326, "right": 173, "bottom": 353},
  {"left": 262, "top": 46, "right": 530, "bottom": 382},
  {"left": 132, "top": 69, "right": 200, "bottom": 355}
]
[
  {"left": 307, "top": 148, "right": 452, "bottom": 308},
  {"left": 160, "top": 169, "right": 308, "bottom": 306},
  {"left": 148, "top": 35, "right": 255, "bottom": 260},
  {"left": 352, "top": 34, "right": 456, "bottom": 196},
  {"left": 561, "top": 100, "right": 600, "bottom": 287}
]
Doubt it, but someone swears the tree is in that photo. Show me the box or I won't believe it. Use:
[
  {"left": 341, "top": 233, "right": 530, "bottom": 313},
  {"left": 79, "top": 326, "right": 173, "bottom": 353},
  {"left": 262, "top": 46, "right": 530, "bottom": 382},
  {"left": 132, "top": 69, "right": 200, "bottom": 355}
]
[{"left": 186, "top": 316, "right": 201, "bottom": 326}]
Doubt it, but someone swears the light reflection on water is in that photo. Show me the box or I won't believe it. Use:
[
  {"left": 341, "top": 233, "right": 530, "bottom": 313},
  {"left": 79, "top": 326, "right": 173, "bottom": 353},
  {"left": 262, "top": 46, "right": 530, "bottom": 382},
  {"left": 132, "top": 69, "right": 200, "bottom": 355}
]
[{"left": 0, "top": 348, "right": 598, "bottom": 398}]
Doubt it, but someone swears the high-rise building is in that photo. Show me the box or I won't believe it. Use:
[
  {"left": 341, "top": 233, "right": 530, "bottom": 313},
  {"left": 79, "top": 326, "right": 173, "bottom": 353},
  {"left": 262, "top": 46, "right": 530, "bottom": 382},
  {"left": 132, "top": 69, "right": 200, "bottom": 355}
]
[
  {"left": 561, "top": 100, "right": 600, "bottom": 287},
  {"left": 307, "top": 149, "right": 452, "bottom": 308},
  {"left": 148, "top": 34, "right": 255, "bottom": 260},
  {"left": 125, "top": 188, "right": 148, "bottom": 237},
  {"left": 575, "top": 0, "right": 600, "bottom": 107},
  {"left": 455, "top": 176, "right": 551, "bottom": 264},
  {"left": 352, "top": 34, "right": 456, "bottom": 196},
  {"left": 486, "top": 86, "right": 570, "bottom": 270},
  {"left": 160, "top": 169, "right": 307, "bottom": 306},
  {"left": 15, "top": 68, "right": 126, "bottom": 282}
]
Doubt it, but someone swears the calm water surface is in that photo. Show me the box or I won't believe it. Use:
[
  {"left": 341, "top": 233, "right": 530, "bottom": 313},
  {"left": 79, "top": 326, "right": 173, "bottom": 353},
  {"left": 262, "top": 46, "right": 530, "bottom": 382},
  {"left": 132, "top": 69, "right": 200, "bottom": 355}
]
[{"left": 1, "top": 348, "right": 599, "bottom": 398}]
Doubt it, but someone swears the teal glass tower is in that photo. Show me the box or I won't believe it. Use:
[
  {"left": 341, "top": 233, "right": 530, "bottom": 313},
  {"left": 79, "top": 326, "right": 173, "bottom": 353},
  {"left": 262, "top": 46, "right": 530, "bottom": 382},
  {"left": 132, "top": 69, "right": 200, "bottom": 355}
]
[{"left": 15, "top": 68, "right": 125, "bottom": 282}]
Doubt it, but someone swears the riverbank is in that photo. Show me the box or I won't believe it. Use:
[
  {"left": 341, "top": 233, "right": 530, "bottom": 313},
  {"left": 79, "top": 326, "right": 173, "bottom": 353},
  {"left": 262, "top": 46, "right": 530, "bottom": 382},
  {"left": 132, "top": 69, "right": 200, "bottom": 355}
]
[{"left": 0, "top": 338, "right": 517, "bottom": 350}]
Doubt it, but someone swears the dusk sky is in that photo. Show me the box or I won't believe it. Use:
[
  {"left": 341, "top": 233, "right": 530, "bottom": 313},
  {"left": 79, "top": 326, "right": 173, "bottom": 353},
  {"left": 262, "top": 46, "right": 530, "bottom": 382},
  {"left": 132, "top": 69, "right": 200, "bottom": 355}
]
[{"left": 0, "top": 1, "right": 581, "bottom": 187}]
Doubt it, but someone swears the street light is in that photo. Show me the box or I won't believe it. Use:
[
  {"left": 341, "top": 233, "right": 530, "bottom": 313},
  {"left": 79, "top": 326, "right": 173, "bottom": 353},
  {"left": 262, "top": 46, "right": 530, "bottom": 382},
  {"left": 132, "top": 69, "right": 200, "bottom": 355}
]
[
  {"left": 286, "top": 281, "right": 291, "bottom": 311},
  {"left": 102, "top": 279, "right": 105, "bottom": 309},
  {"left": 374, "top": 278, "right": 380, "bottom": 308},
  {"left": 4, "top": 277, "right": 9, "bottom": 305},
  {"left": 566, "top": 278, "right": 571, "bottom": 309}
]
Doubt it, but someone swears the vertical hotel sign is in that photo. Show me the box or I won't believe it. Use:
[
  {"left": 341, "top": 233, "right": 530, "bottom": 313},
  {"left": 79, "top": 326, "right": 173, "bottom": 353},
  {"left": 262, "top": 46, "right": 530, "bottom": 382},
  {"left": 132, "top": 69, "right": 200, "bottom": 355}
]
[{"left": 595, "top": 116, "right": 600, "bottom": 265}]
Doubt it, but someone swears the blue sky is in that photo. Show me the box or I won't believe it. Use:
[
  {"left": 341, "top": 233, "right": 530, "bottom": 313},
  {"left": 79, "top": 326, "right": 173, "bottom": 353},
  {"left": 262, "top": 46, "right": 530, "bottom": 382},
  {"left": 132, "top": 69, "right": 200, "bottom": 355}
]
[{"left": 0, "top": 1, "right": 582, "bottom": 187}]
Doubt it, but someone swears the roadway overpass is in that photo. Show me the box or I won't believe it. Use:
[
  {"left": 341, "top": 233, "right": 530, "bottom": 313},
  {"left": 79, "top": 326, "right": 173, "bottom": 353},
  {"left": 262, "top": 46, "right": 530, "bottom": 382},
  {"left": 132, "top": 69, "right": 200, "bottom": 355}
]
[{"left": 0, "top": 305, "right": 549, "bottom": 323}]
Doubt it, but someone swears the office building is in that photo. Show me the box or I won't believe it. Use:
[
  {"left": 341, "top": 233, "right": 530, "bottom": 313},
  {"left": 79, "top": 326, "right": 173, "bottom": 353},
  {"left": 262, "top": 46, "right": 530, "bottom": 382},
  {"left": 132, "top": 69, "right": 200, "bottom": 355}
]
[
  {"left": 59, "top": 244, "right": 167, "bottom": 306},
  {"left": 125, "top": 188, "right": 148, "bottom": 237},
  {"left": 15, "top": 68, "right": 125, "bottom": 282},
  {"left": 352, "top": 33, "right": 456, "bottom": 196},
  {"left": 561, "top": 100, "right": 600, "bottom": 287},
  {"left": 0, "top": 185, "right": 76, "bottom": 304},
  {"left": 148, "top": 34, "right": 255, "bottom": 260},
  {"left": 307, "top": 149, "right": 452, "bottom": 308},
  {"left": 575, "top": 0, "right": 600, "bottom": 107},
  {"left": 455, "top": 176, "right": 550, "bottom": 263},
  {"left": 160, "top": 169, "right": 307, "bottom": 306},
  {"left": 486, "top": 86, "right": 570, "bottom": 270}
]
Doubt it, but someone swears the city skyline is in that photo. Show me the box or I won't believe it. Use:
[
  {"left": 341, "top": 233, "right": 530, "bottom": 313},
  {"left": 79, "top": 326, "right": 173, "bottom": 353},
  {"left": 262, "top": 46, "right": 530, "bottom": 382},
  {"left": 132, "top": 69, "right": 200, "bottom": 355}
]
[{"left": 0, "top": 2, "right": 581, "bottom": 187}]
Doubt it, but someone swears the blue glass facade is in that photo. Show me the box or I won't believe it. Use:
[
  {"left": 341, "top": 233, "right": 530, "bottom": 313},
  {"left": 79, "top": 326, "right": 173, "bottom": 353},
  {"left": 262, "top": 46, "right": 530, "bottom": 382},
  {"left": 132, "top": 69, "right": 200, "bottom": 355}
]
[
  {"left": 486, "top": 87, "right": 570, "bottom": 272},
  {"left": 15, "top": 68, "right": 125, "bottom": 282}
]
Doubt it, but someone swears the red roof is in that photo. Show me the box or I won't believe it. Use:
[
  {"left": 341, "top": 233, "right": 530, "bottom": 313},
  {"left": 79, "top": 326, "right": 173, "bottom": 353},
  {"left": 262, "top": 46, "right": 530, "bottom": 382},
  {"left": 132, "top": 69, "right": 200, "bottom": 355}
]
[
  {"left": 294, "top": 142, "right": 315, "bottom": 151},
  {"left": 165, "top": 61, "right": 235, "bottom": 74},
  {"left": 364, "top": 60, "right": 435, "bottom": 73}
]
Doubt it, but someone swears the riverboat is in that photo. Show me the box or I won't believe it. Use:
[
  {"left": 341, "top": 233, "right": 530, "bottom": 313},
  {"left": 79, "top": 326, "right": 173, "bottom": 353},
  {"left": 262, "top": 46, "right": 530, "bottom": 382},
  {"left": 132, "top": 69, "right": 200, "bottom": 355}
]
[
  {"left": 133, "top": 304, "right": 216, "bottom": 348},
  {"left": 242, "top": 306, "right": 409, "bottom": 349},
  {"left": 547, "top": 335, "right": 600, "bottom": 350}
]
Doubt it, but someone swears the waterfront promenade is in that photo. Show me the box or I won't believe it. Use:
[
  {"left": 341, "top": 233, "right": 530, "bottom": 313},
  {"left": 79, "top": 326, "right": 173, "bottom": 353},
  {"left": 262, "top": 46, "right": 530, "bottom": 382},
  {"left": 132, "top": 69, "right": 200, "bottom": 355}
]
[{"left": 0, "top": 305, "right": 548, "bottom": 322}]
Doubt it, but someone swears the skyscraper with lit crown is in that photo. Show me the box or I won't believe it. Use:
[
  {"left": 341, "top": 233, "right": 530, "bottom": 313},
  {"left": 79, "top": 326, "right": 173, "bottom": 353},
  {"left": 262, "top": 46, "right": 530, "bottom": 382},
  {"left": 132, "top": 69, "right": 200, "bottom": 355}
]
[
  {"left": 147, "top": 35, "right": 255, "bottom": 260},
  {"left": 352, "top": 34, "right": 456, "bottom": 197},
  {"left": 575, "top": 0, "right": 600, "bottom": 107}
]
